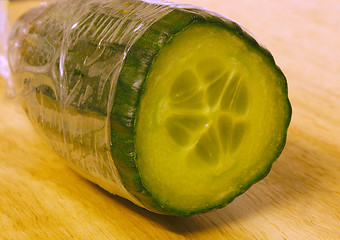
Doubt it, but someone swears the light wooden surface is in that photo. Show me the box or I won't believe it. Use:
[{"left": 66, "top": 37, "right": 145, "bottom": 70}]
[{"left": 1, "top": 0, "right": 339, "bottom": 239}]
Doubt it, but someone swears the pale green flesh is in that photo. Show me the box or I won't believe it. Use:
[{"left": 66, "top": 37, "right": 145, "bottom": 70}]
[{"left": 136, "top": 23, "right": 287, "bottom": 212}]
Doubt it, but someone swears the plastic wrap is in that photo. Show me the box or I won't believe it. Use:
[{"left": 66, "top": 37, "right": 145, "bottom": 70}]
[{"left": 8, "top": 0, "right": 177, "bottom": 209}]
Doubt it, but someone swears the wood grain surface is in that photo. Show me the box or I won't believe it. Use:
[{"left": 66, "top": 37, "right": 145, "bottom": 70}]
[{"left": 1, "top": 0, "right": 339, "bottom": 239}]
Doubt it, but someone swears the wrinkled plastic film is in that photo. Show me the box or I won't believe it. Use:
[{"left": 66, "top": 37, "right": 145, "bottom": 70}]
[{"left": 7, "top": 0, "right": 182, "bottom": 207}]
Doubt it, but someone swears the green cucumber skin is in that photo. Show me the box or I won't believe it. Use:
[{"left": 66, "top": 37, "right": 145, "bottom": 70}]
[{"left": 10, "top": 2, "right": 291, "bottom": 216}]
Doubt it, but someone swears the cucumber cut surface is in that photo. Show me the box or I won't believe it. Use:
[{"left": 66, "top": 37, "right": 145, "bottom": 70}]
[{"left": 136, "top": 22, "right": 290, "bottom": 214}]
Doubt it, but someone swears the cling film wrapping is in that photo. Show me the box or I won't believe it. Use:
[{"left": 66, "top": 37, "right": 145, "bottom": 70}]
[
  {"left": 7, "top": 0, "right": 241, "bottom": 212},
  {"left": 7, "top": 0, "right": 181, "bottom": 209}
]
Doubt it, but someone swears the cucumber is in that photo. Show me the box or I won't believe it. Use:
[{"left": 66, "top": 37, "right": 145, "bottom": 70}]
[{"left": 8, "top": 0, "right": 291, "bottom": 216}]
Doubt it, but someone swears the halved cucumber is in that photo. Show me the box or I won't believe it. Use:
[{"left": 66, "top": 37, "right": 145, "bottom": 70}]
[{"left": 8, "top": 0, "right": 291, "bottom": 216}]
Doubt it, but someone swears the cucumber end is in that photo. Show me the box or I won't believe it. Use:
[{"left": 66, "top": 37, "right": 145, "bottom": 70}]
[{"left": 135, "top": 22, "right": 291, "bottom": 215}]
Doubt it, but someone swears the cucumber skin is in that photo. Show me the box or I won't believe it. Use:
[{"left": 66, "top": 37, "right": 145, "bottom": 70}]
[{"left": 9, "top": 2, "right": 292, "bottom": 216}]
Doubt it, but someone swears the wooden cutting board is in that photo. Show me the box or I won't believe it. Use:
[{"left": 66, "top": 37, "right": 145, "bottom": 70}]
[{"left": 0, "top": 0, "right": 339, "bottom": 239}]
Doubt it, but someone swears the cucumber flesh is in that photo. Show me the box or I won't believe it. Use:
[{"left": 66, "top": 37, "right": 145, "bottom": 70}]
[{"left": 136, "top": 22, "right": 290, "bottom": 214}]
